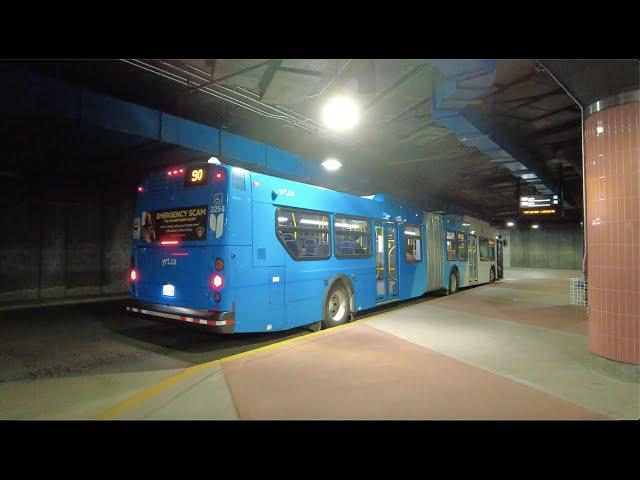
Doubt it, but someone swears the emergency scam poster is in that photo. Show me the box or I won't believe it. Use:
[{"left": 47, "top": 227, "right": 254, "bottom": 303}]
[{"left": 141, "top": 205, "right": 208, "bottom": 243}]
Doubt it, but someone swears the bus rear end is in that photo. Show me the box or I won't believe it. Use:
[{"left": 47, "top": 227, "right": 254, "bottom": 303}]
[{"left": 127, "top": 161, "right": 235, "bottom": 333}]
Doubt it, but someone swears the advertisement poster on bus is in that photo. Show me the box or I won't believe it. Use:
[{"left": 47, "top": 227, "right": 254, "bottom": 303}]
[{"left": 140, "top": 205, "right": 208, "bottom": 243}]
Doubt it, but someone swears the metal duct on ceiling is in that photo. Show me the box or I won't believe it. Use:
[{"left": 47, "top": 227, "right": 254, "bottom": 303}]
[{"left": 429, "top": 60, "right": 555, "bottom": 195}]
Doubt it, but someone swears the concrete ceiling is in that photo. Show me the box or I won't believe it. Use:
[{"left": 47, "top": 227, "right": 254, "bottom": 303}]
[{"left": 14, "top": 59, "right": 639, "bottom": 223}]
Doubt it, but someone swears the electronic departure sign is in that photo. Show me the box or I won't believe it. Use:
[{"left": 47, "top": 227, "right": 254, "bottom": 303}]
[
  {"left": 185, "top": 165, "right": 208, "bottom": 187},
  {"left": 519, "top": 194, "right": 561, "bottom": 216}
]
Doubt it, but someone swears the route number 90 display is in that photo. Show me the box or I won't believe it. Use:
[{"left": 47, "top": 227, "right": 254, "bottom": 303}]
[{"left": 185, "top": 166, "right": 208, "bottom": 187}]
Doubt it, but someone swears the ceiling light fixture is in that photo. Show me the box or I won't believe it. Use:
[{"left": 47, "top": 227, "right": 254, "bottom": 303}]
[
  {"left": 321, "top": 158, "right": 343, "bottom": 171},
  {"left": 321, "top": 96, "right": 359, "bottom": 131}
]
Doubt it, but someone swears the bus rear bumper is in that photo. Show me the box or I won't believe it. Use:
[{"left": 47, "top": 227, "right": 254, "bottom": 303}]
[{"left": 126, "top": 301, "right": 235, "bottom": 333}]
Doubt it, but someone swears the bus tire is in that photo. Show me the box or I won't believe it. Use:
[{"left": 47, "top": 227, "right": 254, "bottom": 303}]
[
  {"left": 322, "top": 283, "right": 350, "bottom": 329},
  {"left": 448, "top": 270, "right": 459, "bottom": 294},
  {"left": 490, "top": 267, "right": 496, "bottom": 283}
]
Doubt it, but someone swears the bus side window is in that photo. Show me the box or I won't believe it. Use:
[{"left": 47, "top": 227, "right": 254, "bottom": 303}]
[
  {"left": 404, "top": 225, "right": 422, "bottom": 263},
  {"left": 456, "top": 232, "right": 468, "bottom": 261},
  {"left": 276, "top": 207, "right": 330, "bottom": 260},
  {"left": 446, "top": 231, "right": 457, "bottom": 261},
  {"left": 488, "top": 238, "right": 496, "bottom": 261},
  {"left": 479, "top": 237, "right": 495, "bottom": 261},
  {"left": 232, "top": 172, "right": 246, "bottom": 190},
  {"left": 334, "top": 215, "right": 371, "bottom": 259}
]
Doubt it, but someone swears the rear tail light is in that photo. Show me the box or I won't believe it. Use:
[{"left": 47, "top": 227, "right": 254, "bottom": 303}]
[
  {"left": 130, "top": 269, "right": 137, "bottom": 282},
  {"left": 211, "top": 274, "right": 224, "bottom": 290},
  {"left": 215, "top": 258, "right": 225, "bottom": 271},
  {"left": 213, "top": 168, "right": 225, "bottom": 183},
  {"left": 168, "top": 167, "right": 185, "bottom": 177},
  {"left": 160, "top": 240, "right": 179, "bottom": 245},
  {"left": 213, "top": 293, "right": 221, "bottom": 303},
  {"left": 137, "top": 186, "right": 144, "bottom": 192}
]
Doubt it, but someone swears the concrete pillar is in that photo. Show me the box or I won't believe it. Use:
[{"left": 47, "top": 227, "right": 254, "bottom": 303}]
[{"left": 585, "top": 90, "right": 639, "bottom": 365}]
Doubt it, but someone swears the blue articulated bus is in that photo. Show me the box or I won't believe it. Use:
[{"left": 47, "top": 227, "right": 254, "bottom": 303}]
[{"left": 127, "top": 160, "right": 498, "bottom": 334}]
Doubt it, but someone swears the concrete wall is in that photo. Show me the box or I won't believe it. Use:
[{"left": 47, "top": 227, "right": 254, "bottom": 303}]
[
  {"left": 510, "top": 225, "right": 584, "bottom": 269},
  {"left": 0, "top": 186, "right": 134, "bottom": 304}
]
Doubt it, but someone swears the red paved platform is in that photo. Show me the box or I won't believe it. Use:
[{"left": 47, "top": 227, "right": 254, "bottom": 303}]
[{"left": 222, "top": 323, "right": 605, "bottom": 420}]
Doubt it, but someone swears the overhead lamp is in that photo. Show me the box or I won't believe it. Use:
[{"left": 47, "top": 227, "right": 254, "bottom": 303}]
[
  {"left": 532, "top": 224, "right": 539, "bottom": 229},
  {"left": 208, "top": 156, "right": 221, "bottom": 164},
  {"left": 321, "top": 158, "right": 343, "bottom": 171},
  {"left": 321, "top": 96, "right": 359, "bottom": 131},
  {"left": 506, "top": 221, "right": 515, "bottom": 227}
]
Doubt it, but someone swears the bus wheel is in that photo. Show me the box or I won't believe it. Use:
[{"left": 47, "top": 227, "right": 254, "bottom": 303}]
[
  {"left": 490, "top": 268, "right": 496, "bottom": 283},
  {"left": 449, "top": 271, "right": 458, "bottom": 294},
  {"left": 323, "top": 284, "right": 350, "bottom": 329}
]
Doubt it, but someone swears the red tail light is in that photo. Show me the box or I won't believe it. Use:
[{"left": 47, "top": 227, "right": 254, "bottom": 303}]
[
  {"left": 211, "top": 274, "right": 224, "bottom": 290},
  {"left": 160, "top": 240, "right": 179, "bottom": 245},
  {"left": 130, "top": 269, "right": 137, "bottom": 282},
  {"left": 213, "top": 168, "right": 225, "bottom": 183},
  {"left": 168, "top": 167, "right": 184, "bottom": 177},
  {"left": 137, "top": 186, "right": 144, "bottom": 192}
]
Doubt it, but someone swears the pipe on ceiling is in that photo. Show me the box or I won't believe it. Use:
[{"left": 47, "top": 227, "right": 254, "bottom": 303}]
[
  {"left": 124, "top": 60, "right": 323, "bottom": 136},
  {"left": 130, "top": 59, "right": 359, "bottom": 147},
  {"left": 535, "top": 61, "right": 587, "bottom": 277}
]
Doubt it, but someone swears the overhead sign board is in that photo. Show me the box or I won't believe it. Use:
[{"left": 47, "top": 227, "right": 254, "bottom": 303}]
[{"left": 519, "top": 194, "right": 561, "bottom": 216}]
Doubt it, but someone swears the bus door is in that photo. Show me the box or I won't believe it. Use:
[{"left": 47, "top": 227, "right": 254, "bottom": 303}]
[
  {"left": 374, "top": 221, "right": 398, "bottom": 303},
  {"left": 496, "top": 240, "right": 504, "bottom": 279},
  {"left": 468, "top": 234, "right": 478, "bottom": 284}
]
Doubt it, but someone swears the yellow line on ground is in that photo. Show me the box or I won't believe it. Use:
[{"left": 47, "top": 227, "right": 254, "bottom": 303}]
[
  {"left": 94, "top": 321, "right": 359, "bottom": 420},
  {"left": 219, "top": 321, "right": 358, "bottom": 365},
  {"left": 95, "top": 361, "right": 218, "bottom": 420}
]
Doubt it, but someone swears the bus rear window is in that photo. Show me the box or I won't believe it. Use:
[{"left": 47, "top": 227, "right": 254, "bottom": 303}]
[{"left": 276, "top": 208, "right": 331, "bottom": 260}]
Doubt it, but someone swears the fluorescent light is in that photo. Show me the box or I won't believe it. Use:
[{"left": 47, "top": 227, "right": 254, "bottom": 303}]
[
  {"left": 532, "top": 224, "right": 539, "bottom": 229},
  {"left": 321, "top": 96, "right": 359, "bottom": 131},
  {"left": 300, "top": 219, "right": 328, "bottom": 226},
  {"left": 462, "top": 223, "right": 470, "bottom": 226},
  {"left": 506, "top": 221, "right": 515, "bottom": 227},
  {"left": 277, "top": 217, "right": 289, "bottom": 223},
  {"left": 321, "top": 158, "right": 343, "bottom": 171}
]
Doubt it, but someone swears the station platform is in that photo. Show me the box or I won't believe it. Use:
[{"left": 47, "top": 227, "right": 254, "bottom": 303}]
[
  {"left": 1, "top": 268, "right": 637, "bottom": 420},
  {"left": 91, "top": 268, "right": 638, "bottom": 421}
]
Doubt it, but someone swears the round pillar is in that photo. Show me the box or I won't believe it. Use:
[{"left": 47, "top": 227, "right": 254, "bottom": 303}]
[{"left": 584, "top": 90, "right": 639, "bottom": 365}]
